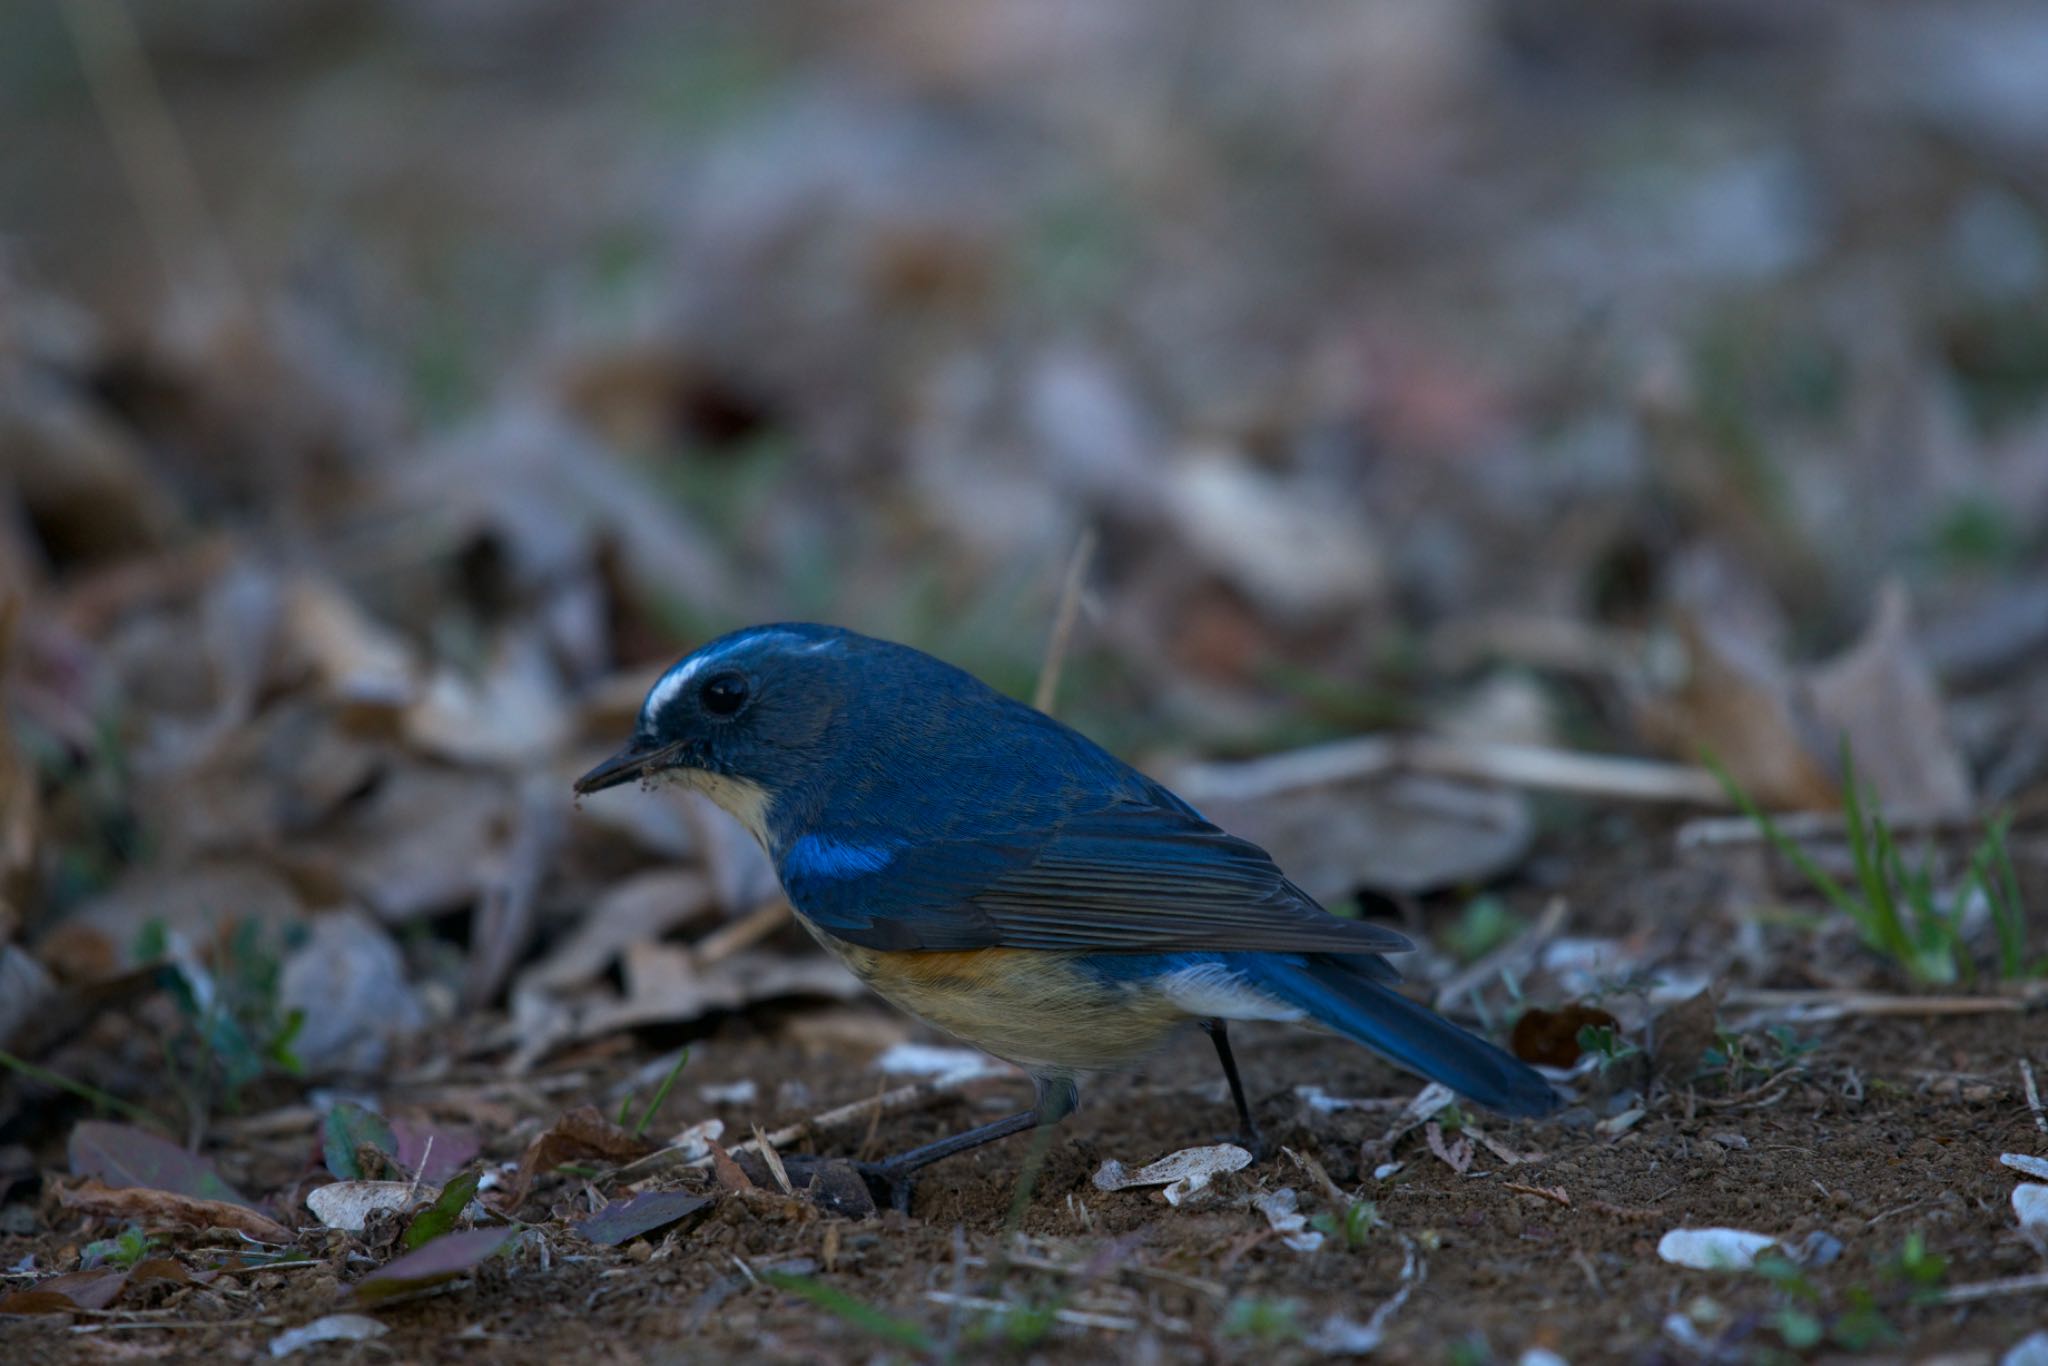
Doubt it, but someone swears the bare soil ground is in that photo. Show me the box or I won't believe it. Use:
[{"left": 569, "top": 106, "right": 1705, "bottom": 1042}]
[{"left": 6, "top": 899, "right": 2046, "bottom": 1363}]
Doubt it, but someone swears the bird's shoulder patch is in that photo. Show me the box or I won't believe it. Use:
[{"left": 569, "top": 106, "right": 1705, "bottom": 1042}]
[{"left": 783, "top": 832, "right": 900, "bottom": 880}]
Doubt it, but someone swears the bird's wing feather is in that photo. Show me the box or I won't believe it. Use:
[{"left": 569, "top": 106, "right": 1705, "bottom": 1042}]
[{"left": 780, "top": 799, "right": 1411, "bottom": 958}]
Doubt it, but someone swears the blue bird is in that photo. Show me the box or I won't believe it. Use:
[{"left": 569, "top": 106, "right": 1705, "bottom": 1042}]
[{"left": 575, "top": 623, "right": 1558, "bottom": 1210}]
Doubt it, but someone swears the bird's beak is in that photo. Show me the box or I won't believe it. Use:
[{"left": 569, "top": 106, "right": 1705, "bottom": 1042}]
[{"left": 573, "top": 739, "right": 676, "bottom": 796}]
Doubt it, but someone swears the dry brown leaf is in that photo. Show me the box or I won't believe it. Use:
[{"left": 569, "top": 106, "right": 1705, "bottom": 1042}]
[
  {"left": 278, "top": 575, "right": 417, "bottom": 715},
  {"left": 1637, "top": 610, "right": 1836, "bottom": 810},
  {"left": 1197, "top": 774, "right": 1532, "bottom": 900},
  {"left": 707, "top": 1140, "right": 755, "bottom": 1193},
  {"left": 518, "top": 869, "right": 714, "bottom": 995},
  {"left": 56, "top": 1178, "right": 293, "bottom": 1243},
  {"left": 1807, "top": 582, "right": 1971, "bottom": 814},
  {"left": 1639, "top": 584, "right": 1971, "bottom": 813},
  {"left": 498, "top": 1105, "right": 660, "bottom": 1211},
  {"left": 0, "top": 1269, "right": 128, "bottom": 1314},
  {"left": 1650, "top": 987, "right": 1721, "bottom": 1081}
]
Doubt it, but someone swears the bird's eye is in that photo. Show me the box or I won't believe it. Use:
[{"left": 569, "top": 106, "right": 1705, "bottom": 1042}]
[{"left": 700, "top": 672, "right": 749, "bottom": 717}]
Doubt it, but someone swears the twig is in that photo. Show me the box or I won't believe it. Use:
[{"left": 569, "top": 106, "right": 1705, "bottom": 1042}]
[
  {"left": 1931, "top": 1269, "right": 2048, "bottom": 1304},
  {"left": 751, "top": 1124, "right": 794, "bottom": 1196},
  {"left": 1033, "top": 527, "right": 1097, "bottom": 716},
  {"left": 2023, "top": 1060, "right": 2047, "bottom": 1135},
  {"left": 57, "top": 0, "right": 243, "bottom": 314},
  {"left": 0, "top": 1048, "right": 167, "bottom": 1131},
  {"left": 617, "top": 1074, "right": 980, "bottom": 1183},
  {"left": 1720, "top": 987, "right": 2048, "bottom": 1021},
  {"left": 1359, "top": 1234, "right": 1423, "bottom": 1342},
  {"left": 1434, "top": 895, "right": 1569, "bottom": 1012},
  {"left": 1677, "top": 806, "right": 1995, "bottom": 851},
  {"left": 923, "top": 1292, "right": 1140, "bottom": 1334},
  {"left": 693, "top": 899, "right": 793, "bottom": 968},
  {"left": 1173, "top": 735, "right": 1727, "bottom": 806},
  {"left": 463, "top": 781, "right": 564, "bottom": 1009}
]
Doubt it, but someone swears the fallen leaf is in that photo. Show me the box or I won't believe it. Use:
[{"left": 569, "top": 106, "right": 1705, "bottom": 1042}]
[
  {"left": 1657, "top": 1227, "right": 1781, "bottom": 1270},
  {"left": 499, "top": 1106, "right": 659, "bottom": 1210},
  {"left": 572, "top": 1191, "right": 713, "bottom": 1247},
  {"left": 1091, "top": 1144, "right": 1250, "bottom": 1205},
  {"left": 1636, "top": 610, "right": 1837, "bottom": 810},
  {"left": 400, "top": 1169, "right": 481, "bottom": 1251},
  {"left": 128, "top": 1258, "right": 190, "bottom": 1285},
  {"left": 1163, "top": 447, "right": 1385, "bottom": 623},
  {"left": 283, "top": 915, "right": 426, "bottom": 1074},
  {"left": 0, "top": 1269, "right": 127, "bottom": 1312},
  {"left": 58, "top": 1179, "right": 292, "bottom": 1244},
  {"left": 306, "top": 1181, "right": 417, "bottom": 1233},
  {"left": 516, "top": 869, "right": 713, "bottom": 994},
  {"left": 707, "top": 1141, "right": 755, "bottom": 1193},
  {"left": 391, "top": 1122, "right": 482, "bottom": 1185},
  {"left": 354, "top": 1227, "right": 514, "bottom": 1302},
  {"left": 1510, "top": 1003, "right": 1621, "bottom": 1068},
  {"left": 1639, "top": 584, "right": 1972, "bottom": 813},
  {"left": 1425, "top": 1121, "right": 1473, "bottom": 1174},
  {"left": 69, "top": 1121, "right": 256, "bottom": 1208},
  {"left": 1807, "top": 582, "right": 1972, "bottom": 814},
  {"left": 0, "top": 1290, "right": 90, "bottom": 1316},
  {"left": 1251, "top": 1187, "right": 1324, "bottom": 1252},
  {"left": 1650, "top": 988, "right": 1720, "bottom": 1080},
  {"left": 269, "top": 1312, "right": 390, "bottom": 1356},
  {"left": 322, "top": 1103, "right": 398, "bottom": 1181},
  {"left": 1194, "top": 774, "right": 1532, "bottom": 900}
]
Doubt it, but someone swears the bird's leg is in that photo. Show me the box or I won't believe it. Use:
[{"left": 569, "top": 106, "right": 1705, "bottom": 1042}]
[
  {"left": 852, "top": 1076, "right": 1078, "bottom": 1214},
  {"left": 1202, "top": 1019, "right": 1267, "bottom": 1159}
]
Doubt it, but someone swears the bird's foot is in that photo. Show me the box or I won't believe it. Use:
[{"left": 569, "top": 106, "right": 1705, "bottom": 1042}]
[
  {"left": 851, "top": 1160, "right": 918, "bottom": 1215},
  {"left": 764, "top": 1154, "right": 917, "bottom": 1218}
]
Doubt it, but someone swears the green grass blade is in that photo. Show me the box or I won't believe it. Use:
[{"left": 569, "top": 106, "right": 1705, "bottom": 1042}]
[{"left": 761, "top": 1271, "right": 937, "bottom": 1355}]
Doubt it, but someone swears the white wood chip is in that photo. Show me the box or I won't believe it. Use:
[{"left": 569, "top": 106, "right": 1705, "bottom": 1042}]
[
  {"left": 1999, "top": 1153, "right": 2048, "bottom": 1180},
  {"left": 2013, "top": 1183, "right": 2048, "bottom": 1233},
  {"left": 305, "top": 1180, "right": 419, "bottom": 1232},
  {"left": 269, "top": 1314, "right": 389, "bottom": 1356},
  {"left": 1656, "top": 1227, "right": 1781, "bottom": 1270}
]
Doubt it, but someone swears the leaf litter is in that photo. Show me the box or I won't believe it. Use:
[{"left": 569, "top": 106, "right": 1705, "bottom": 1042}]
[{"left": 4, "top": 3, "right": 2048, "bottom": 1361}]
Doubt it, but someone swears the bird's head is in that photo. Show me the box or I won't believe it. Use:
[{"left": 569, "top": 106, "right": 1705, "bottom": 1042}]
[{"left": 572, "top": 624, "right": 860, "bottom": 831}]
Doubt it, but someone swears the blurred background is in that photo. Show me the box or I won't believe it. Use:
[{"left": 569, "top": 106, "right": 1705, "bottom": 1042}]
[{"left": 3, "top": 0, "right": 2047, "bottom": 1175}]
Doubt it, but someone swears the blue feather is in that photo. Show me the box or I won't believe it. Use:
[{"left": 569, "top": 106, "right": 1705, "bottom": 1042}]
[{"left": 1238, "top": 956, "right": 1559, "bottom": 1116}]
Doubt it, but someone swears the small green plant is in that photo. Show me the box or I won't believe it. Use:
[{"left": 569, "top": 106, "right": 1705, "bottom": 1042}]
[
  {"left": 80, "top": 1226, "right": 155, "bottom": 1271},
  {"left": 960, "top": 1297, "right": 1060, "bottom": 1349},
  {"left": 1434, "top": 1102, "right": 1470, "bottom": 1134},
  {"left": 1710, "top": 748, "right": 2037, "bottom": 984},
  {"left": 138, "top": 917, "right": 307, "bottom": 1132},
  {"left": 760, "top": 1270, "right": 936, "bottom": 1355},
  {"left": 1576, "top": 1022, "right": 1640, "bottom": 1071},
  {"left": 1310, "top": 1197, "right": 1378, "bottom": 1249},
  {"left": 1443, "top": 895, "right": 1525, "bottom": 963},
  {"left": 1221, "top": 1295, "right": 1303, "bottom": 1343},
  {"left": 1751, "top": 1231, "right": 1945, "bottom": 1353},
  {"left": 617, "top": 1048, "right": 691, "bottom": 1137},
  {"left": 1444, "top": 1334, "right": 1495, "bottom": 1366},
  {"left": 1699, "top": 1025, "right": 1817, "bottom": 1087}
]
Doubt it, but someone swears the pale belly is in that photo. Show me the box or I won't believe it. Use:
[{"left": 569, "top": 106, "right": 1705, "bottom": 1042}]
[{"left": 797, "top": 918, "right": 1192, "bottom": 1076}]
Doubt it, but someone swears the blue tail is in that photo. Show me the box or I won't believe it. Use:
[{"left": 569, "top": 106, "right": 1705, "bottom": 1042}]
[{"left": 1243, "top": 957, "right": 1559, "bottom": 1116}]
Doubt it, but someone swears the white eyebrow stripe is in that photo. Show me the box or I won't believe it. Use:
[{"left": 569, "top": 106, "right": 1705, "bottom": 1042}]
[{"left": 639, "top": 629, "right": 834, "bottom": 728}]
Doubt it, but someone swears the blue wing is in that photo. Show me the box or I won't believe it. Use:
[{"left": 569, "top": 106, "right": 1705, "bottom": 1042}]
[{"left": 778, "top": 797, "right": 1411, "bottom": 961}]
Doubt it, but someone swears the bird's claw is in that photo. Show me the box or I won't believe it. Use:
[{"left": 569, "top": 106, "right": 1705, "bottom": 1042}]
[
  {"left": 851, "top": 1160, "right": 917, "bottom": 1214},
  {"left": 767, "top": 1154, "right": 916, "bottom": 1218}
]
